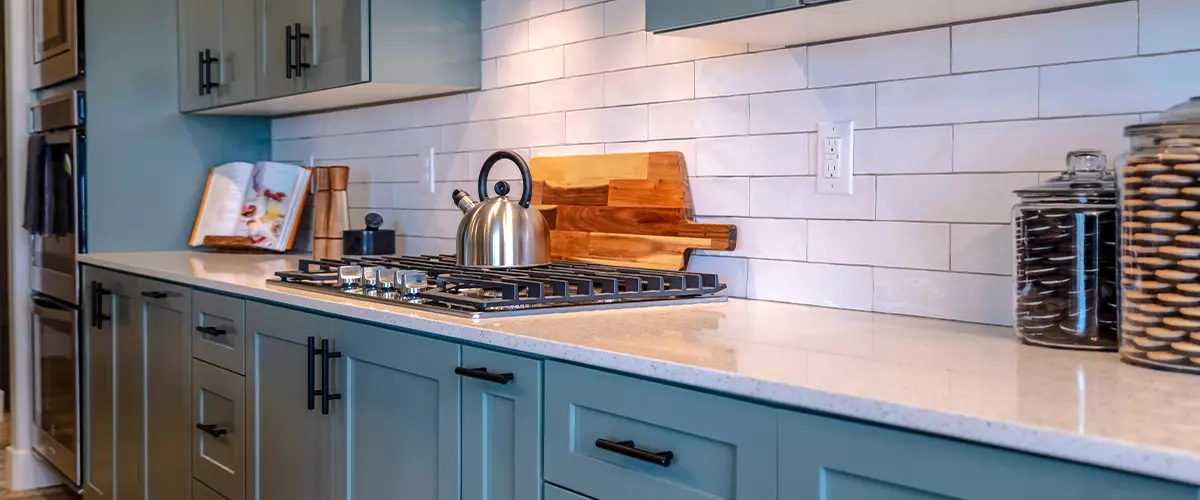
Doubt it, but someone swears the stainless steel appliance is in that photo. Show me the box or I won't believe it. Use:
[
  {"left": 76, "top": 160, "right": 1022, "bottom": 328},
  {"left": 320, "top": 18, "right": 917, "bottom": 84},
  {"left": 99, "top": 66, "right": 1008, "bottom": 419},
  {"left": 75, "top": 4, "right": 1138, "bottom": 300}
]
[
  {"left": 32, "top": 0, "right": 84, "bottom": 89},
  {"left": 30, "top": 90, "right": 86, "bottom": 485},
  {"left": 451, "top": 150, "right": 551, "bottom": 268},
  {"left": 270, "top": 255, "right": 727, "bottom": 319}
]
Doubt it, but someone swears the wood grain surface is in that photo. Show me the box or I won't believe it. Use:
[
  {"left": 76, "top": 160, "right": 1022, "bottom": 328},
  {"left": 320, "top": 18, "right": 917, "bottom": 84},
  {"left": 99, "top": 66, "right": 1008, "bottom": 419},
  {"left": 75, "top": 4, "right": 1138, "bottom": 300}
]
[{"left": 528, "top": 152, "right": 736, "bottom": 270}]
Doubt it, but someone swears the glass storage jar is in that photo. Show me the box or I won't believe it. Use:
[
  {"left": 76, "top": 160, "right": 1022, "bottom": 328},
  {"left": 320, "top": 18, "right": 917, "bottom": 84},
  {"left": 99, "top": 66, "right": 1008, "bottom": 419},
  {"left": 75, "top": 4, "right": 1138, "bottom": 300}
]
[
  {"left": 1118, "top": 96, "right": 1200, "bottom": 374},
  {"left": 1013, "top": 150, "right": 1119, "bottom": 350}
]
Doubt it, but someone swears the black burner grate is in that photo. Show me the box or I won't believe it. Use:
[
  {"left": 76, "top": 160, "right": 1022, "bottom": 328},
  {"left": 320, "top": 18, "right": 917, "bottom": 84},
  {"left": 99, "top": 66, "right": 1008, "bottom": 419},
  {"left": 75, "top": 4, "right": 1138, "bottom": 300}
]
[{"left": 274, "top": 254, "right": 726, "bottom": 312}]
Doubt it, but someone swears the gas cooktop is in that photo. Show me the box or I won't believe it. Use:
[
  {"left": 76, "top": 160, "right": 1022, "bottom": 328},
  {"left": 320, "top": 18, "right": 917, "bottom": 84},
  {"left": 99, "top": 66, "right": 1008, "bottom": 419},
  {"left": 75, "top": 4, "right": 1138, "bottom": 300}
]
[{"left": 268, "top": 255, "right": 728, "bottom": 318}]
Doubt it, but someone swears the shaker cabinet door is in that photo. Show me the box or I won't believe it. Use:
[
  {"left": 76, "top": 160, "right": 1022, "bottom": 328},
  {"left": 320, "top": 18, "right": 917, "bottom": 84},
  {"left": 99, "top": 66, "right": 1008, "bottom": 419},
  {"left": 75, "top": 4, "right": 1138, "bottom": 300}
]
[
  {"left": 258, "top": 0, "right": 302, "bottom": 99},
  {"left": 328, "top": 320, "right": 461, "bottom": 500},
  {"left": 82, "top": 267, "right": 138, "bottom": 500},
  {"left": 217, "top": 0, "right": 257, "bottom": 104},
  {"left": 245, "top": 302, "right": 333, "bottom": 500},
  {"left": 296, "top": 0, "right": 366, "bottom": 93},
  {"left": 138, "top": 279, "right": 192, "bottom": 500},
  {"left": 178, "top": 0, "right": 221, "bottom": 111},
  {"left": 460, "top": 347, "right": 543, "bottom": 500},
  {"left": 778, "top": 410, "right": 1199, "bottom": 500}
]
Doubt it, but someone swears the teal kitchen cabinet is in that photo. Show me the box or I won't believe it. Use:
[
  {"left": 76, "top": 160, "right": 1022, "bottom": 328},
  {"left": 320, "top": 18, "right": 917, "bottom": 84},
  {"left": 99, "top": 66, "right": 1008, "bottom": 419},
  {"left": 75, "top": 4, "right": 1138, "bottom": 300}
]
[
  {"left": 327, "top": 319, "right": 462, "bottom": 500},
  {"left": 545, "top": 361, "right": 778, "bottom": 500},
  {"left": 245, "top": 302, "right": 334, "bottom": 500},
  {"left": 137, "top": 279, "right": 193, "bottom": 500},
  {"left": 460, "top": 346, "right": 543, "bottom": 500},
  {"left": 546, "top": 483, "right": 596, "bottom": 500},
  {"left": 778, "top": 410, "right": 1199, "bottom": 500},
  {"left": 186, "top": 0, "right": 480, "bottom": 115},
  {"left": 646, "top": 0, "right": 801, "bottom": 32},
  {"left": 177, "top": 0, "right": 257, "bottom": 111}
]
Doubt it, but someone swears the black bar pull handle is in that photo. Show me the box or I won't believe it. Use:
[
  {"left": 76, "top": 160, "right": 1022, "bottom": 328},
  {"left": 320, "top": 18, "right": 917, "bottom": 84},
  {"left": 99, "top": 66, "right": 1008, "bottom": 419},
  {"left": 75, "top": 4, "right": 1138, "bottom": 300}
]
[
  {"left": 454, "top": 367, "right": 514, "bottom": 385},
  {"left": 92, "top": 282, "right": 112, "bottom": 329},
  {"left": 595, "top": 439, "right": 674, "bottom": 467},
  {"left": 293, "top": 23, "right": 311, "bottom": 77},
  {"left": 196, "top": 423, "right": 228, "bottom": 438},
  {"left": 320, "top": 338, "right": 342, "bottom": 415},
  {"left": 204, "top": 48, "right": 220, "bottom": 95},
  {"left": 285, "top": 24, "right": 294, "bottom": 79},
  {"left": 198, "top": 51, "right": 206, "bottom": 96},
  {"left": 141, "top": 291, "right": 169, "bottom": 299},
  {"left": 89, "top": 281, "right": 99, "bottom": 328},
  {"left": 307, "top": 336, "right": 318, "bottom": 411},
  {"left": 196, "top": 326, "right": 227, "bottom": 336}
]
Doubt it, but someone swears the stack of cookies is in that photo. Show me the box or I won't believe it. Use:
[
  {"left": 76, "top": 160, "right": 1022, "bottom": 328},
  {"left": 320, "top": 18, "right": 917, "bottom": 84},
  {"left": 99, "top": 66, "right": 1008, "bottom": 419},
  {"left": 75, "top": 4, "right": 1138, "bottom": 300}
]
[{"left": 1120, "top": 139, "right": 1200, "bottom": 372}]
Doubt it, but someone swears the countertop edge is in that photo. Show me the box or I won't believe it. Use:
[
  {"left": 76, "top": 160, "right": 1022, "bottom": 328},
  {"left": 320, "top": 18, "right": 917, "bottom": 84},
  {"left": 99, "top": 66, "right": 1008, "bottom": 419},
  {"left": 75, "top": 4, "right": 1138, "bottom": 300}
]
[{"left": 77, "top": 254, "right": 1200, "bottom": 486}]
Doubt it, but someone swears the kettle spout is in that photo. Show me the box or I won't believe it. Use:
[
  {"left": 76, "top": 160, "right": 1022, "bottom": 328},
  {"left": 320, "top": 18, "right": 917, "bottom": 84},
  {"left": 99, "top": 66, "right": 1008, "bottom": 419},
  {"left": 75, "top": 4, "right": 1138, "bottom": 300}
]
[{"left": 452, "top": 189, "right": 476, "bottom": 213}]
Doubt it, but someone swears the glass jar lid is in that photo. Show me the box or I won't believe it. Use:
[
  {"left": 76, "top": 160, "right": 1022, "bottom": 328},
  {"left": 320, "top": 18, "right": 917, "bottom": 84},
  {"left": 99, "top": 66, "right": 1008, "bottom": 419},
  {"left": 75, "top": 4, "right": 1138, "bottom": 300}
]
[
  {"left": 1126, "top": 96, "right": 1200, "bottom": 138},
  {"left": 1014, "top": 149, "right": 1115, "bottom": 201}
]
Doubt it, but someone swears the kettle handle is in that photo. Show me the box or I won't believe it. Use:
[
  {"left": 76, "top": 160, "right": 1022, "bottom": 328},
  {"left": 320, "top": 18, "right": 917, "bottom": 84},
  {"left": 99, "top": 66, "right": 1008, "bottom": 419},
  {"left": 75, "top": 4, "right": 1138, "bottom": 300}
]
[{"left": 479, "top": 150, "right": 533, "bottom": 208}]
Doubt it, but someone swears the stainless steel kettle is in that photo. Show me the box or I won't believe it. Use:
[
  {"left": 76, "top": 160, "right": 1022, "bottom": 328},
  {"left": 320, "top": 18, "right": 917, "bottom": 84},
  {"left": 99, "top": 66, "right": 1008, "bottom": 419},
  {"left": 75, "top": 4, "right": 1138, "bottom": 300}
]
[{"left": 451, "top": 150, "right": 551, "bottom": 268}]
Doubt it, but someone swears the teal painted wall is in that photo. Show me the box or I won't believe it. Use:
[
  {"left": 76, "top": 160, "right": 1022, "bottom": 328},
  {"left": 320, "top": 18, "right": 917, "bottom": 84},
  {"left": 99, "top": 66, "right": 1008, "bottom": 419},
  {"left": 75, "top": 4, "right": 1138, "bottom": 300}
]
[{"left": 84, "top": 0, "right": 270, "bottom": 253}]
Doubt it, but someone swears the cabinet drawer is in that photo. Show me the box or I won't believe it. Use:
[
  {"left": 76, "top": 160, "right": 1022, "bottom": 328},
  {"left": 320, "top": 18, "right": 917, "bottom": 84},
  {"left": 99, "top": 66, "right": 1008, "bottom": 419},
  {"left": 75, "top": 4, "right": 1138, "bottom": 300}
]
[
  {"left": 192, "top": 291, "right": 246, "bottom": 374},
  {"left": 545, "top": 362, "right": 777, "bottom": 500},
  {"left": 193, "top": 360, "right": 246, "bottom": 500},
  {"left": 194, "top": 479, "right": 229, "bottom": 500},
  {"left": 546, "top": 483, "right": 595, "bottom": 500}
]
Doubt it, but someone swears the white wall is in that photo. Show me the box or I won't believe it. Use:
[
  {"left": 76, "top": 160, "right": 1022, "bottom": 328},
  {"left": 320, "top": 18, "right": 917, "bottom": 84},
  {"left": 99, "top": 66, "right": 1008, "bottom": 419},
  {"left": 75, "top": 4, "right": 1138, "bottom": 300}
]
[{"left": 272, "top": 0, "right": 1200, "bottom": 325}]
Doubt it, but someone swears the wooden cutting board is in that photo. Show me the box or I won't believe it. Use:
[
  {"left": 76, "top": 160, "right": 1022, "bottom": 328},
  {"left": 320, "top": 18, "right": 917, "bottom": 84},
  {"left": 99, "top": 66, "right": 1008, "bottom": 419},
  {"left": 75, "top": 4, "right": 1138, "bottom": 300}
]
[{"left": 528, "top": 152, "right": 737, "bottom": 271}]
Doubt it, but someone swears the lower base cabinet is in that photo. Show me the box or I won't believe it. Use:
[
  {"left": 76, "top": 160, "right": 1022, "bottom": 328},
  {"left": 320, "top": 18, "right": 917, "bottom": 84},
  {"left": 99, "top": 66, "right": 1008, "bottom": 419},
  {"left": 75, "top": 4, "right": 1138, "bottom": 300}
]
[
  {"left": 778, "top": 411, "right": 1200, "bottom": 500},
  {"left": 546, "top": 483, "right": 595, "bottom": 500}
]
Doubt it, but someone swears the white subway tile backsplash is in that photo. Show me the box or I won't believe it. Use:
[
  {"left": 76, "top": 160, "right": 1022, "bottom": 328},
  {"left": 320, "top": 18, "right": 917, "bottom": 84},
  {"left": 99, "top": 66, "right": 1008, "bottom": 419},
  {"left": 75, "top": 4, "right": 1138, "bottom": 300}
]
[
  {"left": 699, "top": 217, "right": 808, "bottom": 261},
  {"left": 809, "top": 221, "right": 950, "bottom": 270},
  {"left": 691, "top": 177, "right": 750, "bottom": 216},
  {"left": 873, "top": 269, "right": 1012, "bottom": 325},
  {"left": 529, "top": 4, "right": 604, "bottom": 50},
  {"left": 1040, "top": 52, "right": 1200, "bottom": 117},
  {"left": 529, "top": 75, "right": 603, "bottom": 114},
  {"left": 565, "top": 105, "right": 647, "bottom": 143},
  {"left": 877, "top": 173, "right": 1037, "bottom": 223},
  {"left": 466, "top": 86, "right": 531, "bottom": 121},
  {"left": 953, "top": 115, "right": 1140, "bottom": 173},
  {"left": 647, "top": 34, "right": 746, "bottom": 66},
  {"left": 808, "top": 29, "right": 950, "bottom": 87},
  {"left": 649, "top": 97, "right": 748, "bottom": 140},
  {"left": 855, "top": 126, "right": 952, "bottom": 174},
  {"left": 272, "top": 1, "right": 1188, "bottom": 325},
  {"left": 565, "top": 32, "right": 647, "bottom": 76},
  {"left": 748, "top": 260, "right": 874, "bottom": 311},
  {"left": 496, "top": 47, "right": 564, "bottom": 87},
  {"left": 1140, "top": 0, "right": 1200, "bottom": 54},
  {"left": 878, "top": 69, "right": 1039, "bottom": 126},
  {"left": 695, "top": 48, "right": 807, "bottom": 98},
  {"left": 749, "top": 84, "right": 876, "bottom": 134},
  {"left": 482, "top": 22, "right": 529, "bottom": 59},
  {"left": 688, "top": 256, "right": 747, "bottom": 297},
  {"left": 750, "top": 176, "right": 875, "bottom": 220},
  {"left": 604, "top": 0, "right": 645, "bottom": 35},
  {"left": 696, "top": 134, "right": 807, "bottom": 176},
  {"left": 604, "top": 139, "right": 698, "bottom": 176},
  {"left": 952, "top": 2, "right": 1138, "bottom": 73},
  {"left": 950, "top": 224, "right": 1013, "bottom": 275},
  {"left": 603, "top": 63, "right": 695, "bottom": 106}
]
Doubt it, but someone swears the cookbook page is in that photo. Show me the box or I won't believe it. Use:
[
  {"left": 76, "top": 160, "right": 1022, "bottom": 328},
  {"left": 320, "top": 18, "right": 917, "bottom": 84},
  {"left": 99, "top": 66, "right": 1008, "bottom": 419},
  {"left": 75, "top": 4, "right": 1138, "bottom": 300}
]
[
  {"left": 189, "top": 162, "right": 255, "bottom": 246},
  {"left": 235, "top": 162, "right": 311, "bottom": 251}
]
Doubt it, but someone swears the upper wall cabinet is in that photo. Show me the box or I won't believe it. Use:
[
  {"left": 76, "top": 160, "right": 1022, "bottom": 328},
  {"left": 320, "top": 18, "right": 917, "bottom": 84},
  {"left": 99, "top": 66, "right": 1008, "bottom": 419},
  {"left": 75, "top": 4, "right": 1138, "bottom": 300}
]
[
  {"left": 179, "top": 0, "right": 257, "bottom": 111},
  {"left": 648, "top": 0, "right": 1107, "bottom": 47},
  {"left": 179, "top": 0, "right": 481, "bottom": 115}
]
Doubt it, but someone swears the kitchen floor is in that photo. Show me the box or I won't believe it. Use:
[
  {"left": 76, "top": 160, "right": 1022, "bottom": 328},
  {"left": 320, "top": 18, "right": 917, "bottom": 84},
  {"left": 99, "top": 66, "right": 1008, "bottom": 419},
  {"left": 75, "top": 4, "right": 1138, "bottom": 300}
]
[{"left": 0, "top": 418, "right": 76, "bottom": 499}]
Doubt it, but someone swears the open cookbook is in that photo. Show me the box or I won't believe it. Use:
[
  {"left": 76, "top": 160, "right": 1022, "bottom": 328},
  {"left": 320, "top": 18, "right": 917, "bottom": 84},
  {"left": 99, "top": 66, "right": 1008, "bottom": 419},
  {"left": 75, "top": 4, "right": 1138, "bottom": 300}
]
[{"left": 189, "top": 161, "right": 311, "bottom": 251}]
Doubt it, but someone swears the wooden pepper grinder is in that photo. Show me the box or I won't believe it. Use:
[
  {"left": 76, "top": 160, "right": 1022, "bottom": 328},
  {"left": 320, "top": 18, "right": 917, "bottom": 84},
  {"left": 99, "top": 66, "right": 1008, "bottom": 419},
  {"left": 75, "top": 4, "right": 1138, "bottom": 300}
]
[
  {"left": 324, "top": 166, "right": 351, "bottom": 259},
  {"left": 312, "top": 167, "right": 333, "bottom": 259}
]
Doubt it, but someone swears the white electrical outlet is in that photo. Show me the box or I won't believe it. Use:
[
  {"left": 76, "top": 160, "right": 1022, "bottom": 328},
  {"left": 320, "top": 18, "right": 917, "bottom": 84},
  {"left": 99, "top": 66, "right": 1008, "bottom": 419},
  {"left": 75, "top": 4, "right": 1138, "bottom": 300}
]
[
  {"left": 420, "top": 146, "right": 437, "bottom": 193},
  {"left": 816, "top": 121, "right": 854, "bottom": 195}
]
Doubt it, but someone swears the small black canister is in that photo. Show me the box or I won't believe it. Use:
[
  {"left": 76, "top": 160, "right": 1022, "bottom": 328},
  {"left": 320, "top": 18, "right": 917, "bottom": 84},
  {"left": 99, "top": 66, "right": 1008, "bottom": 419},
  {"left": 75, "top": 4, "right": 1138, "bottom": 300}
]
[
  {"left": 1012, "top": 150, "right": 1119, "bottom": 350},
  {"left": 344, "top": 212, "right": 396, "bottom": 256}
]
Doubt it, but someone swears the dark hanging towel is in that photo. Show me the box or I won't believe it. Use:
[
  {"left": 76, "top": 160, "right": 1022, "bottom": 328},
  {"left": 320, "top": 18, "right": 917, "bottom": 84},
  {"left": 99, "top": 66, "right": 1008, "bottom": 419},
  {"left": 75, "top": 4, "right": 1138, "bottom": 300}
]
[{"left": 22, "top": 135, "right": 47, "bottom": 235}]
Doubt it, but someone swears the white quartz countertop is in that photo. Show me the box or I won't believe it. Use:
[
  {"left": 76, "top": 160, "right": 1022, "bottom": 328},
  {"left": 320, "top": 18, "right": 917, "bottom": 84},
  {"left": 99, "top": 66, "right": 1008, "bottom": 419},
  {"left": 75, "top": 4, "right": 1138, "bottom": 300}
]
[{"left": 79, "top": 251, "right": 1200, "bottom": 485}]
